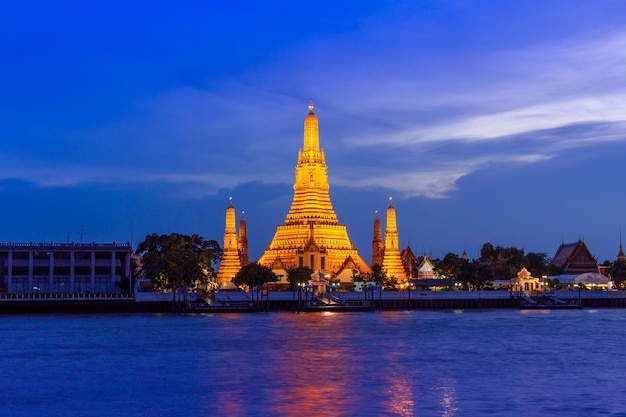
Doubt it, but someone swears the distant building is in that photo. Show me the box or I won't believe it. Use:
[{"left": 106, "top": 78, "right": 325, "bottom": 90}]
[
  {"left": 0, "top": 242, "right": 132, "bottom": 293},
  {"left": 416, "top": 256, "right": 436, "bottom": 279},
  {"left": 551, "top": 239, "right": 599, "bottom": 275},
  {"left": 400, "top": 245, "right": 419, "bottom": 278}
]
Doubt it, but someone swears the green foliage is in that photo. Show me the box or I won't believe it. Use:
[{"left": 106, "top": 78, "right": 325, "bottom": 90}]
[
  {"left": 287, "top": 266, "right": 314, "bottom": 290},
  {"left": 136, "top": 233, "right": 222, "bottom": 290},
  {"left": 233, "top": 262, "right": 277, "bottom": 289}
]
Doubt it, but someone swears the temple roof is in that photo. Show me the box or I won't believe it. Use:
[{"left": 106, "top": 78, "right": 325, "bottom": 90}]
[{"left": 552, "top": 239, "right": 598, "bottom": 274}]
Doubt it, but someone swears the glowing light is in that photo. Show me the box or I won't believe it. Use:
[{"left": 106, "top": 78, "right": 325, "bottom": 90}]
[{"left": 258, "top": 102, "right": 369, "bottom": 281}]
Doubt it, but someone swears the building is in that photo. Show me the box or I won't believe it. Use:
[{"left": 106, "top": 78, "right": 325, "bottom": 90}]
[
  {"left": 400, "top": 245, "right": 419, "bottom": 278},
  {"left": 258, "top": 101, "right": 370, "bottom": 282},
  {"left": 0, "top": 242, "right": 132, "bottom": 293},
  {"left": 551, "top": 239, "right": 599, "bottom": 275}
]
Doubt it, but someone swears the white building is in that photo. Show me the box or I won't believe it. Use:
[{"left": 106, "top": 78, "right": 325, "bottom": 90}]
[{"left": 0, "top": 242, "right": 132, "bottom": 293}]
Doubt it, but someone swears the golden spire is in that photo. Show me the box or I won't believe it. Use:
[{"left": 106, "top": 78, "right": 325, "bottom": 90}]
[
  {"left": 303, "top": 99, "right": 319, "bottom": 152},
  {"left": 383, "top": 197, "right": 406, "bottom": 280},
  {"left": 217, "top": 197, "right": 242, "bottom": 287},
  {"left": 285, "top": 101, "right": 334, "bottom": 225},
  {"left": 386, "top": 197, "right": 397, "bottom": 236}
]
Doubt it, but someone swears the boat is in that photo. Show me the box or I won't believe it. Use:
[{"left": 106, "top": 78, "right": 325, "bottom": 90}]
[{"left": 519, "top": 293, "right": 583, "bottom": 309}]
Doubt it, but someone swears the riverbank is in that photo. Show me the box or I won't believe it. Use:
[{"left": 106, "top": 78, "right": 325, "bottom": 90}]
[{"left": 2, "top": 290, "right": 626, "bottom": 314}]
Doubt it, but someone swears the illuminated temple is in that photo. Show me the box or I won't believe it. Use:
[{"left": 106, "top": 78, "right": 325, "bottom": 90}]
[
  {"left": 216, "top": 197, "right": 247, "bottom": 288},
  {"left": 258, "top": 101, "right": 370, "bottom": 282},
  {"left": 381, "top": 198, "right": 408, "bottom": 280}
]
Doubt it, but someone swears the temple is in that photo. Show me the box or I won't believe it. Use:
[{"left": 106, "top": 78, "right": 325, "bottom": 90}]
[
  {"left": 258, "top": 101, "right": 370, "bottom": 282},
  {"left": 381, "top": 198, "right": 408, "bottom": 280},
  {"left": 371, "top": 211, "right": 383, "bottom": 267},
  {"left": 216, "top": 197, "right": 245, "bottom": 288},
  {"left": 551, "top": 239, "right": 599, "bottom": 275}
]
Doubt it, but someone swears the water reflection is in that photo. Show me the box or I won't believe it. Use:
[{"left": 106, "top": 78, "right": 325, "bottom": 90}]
[
  {"left": 436, "top": 377, "right": 459, "bottom": 417},
  {"left": 387, "top": 378, "right": 415, "bottom": 416}
]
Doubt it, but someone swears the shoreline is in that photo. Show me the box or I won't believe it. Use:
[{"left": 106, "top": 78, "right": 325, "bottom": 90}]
[{"left": 1, "top": 290, "right": 625, "bottom": 314}]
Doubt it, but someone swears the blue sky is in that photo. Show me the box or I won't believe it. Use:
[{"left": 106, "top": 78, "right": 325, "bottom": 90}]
[{"left": 2, "top": 0, "right": 626, "bottom": 263}]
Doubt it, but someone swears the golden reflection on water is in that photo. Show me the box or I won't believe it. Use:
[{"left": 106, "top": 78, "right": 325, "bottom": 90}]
[
  {"left": 202, "top": 311, "right": 464, "bottom": 416},
  {"left": 267, "top": 313, "right": 356, "bottom": 416},
  {"left": 387, "top": 379, "right": 415, "bottom": 417}
]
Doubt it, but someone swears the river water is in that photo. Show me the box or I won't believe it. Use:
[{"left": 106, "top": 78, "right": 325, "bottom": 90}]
[{"left": 1, "top": 309, "right": 625, "bottom": 417}]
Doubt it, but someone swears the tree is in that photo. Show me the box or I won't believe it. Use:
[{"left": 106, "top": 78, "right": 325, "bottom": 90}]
[
  {"left": 435, "top": 252, "right": 461, "bottom": 278},
  {"left": 458, "top": 260, "right": 491, "bottom": 290},
  {"left": 233, "top": 262, "right": 277, "bottom": 289},
  {"left": 136, "top": 233, "right": 222, "bottom": 291},
  {"left": 480, "top": 243, "right": 497, "bottom": 264},
  {"left": 609, "top": 260, "right": 626, "bottom": 289},
  {"left": 526, "top": 252, "right": 550, "bottom": 278},
  {"left": 369, "top": 264, "right": 386, "bottom": 286},
  {"left": 287, "top": 266, "right": 314, "bottom": 290}
]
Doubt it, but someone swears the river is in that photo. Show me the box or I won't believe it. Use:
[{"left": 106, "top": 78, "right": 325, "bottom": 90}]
[{"left": 1, "top": 309, "right": 625, "bottom": 416}]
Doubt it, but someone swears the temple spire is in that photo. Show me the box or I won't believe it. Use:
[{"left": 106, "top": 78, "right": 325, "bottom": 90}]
[
  {"left": 303, "top": 99, "right": 320, "bottom": 152},
  {"left": 216, "top": 197, "right": 241, "bottom": 289},
  {"left": 285, "top": 100, "right": 333, "bottom": 224},
  {"left": 372, "top": 210, "right": 383, "bottom": 267},
  {"left": 382, "top": 197, "right": 407, "bottom": 280},
  {"left": 238, "top": 210, "right": 249, "bottom": 267}
]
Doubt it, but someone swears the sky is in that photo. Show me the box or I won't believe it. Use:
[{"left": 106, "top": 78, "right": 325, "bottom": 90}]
[{"left": 2, "top": 0, "right": 626, "bottom": 264}]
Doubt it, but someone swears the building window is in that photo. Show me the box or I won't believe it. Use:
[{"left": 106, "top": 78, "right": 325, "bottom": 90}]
[
  {"left": 94, "top": 277, "right": 111, "bottom": 292},
  {"left": 75, "top": 277, "right": 91, "bottom": 293},
  {"left": 75, "top": 252, "right": 91, "bottom": 260},
  {"left": 12, "top": 266, "right": 28, "bottom": 276},
  {"left": 95, "top": 266, "right": 111, "bottom": 276},
  {"left": 53, "top": 277, "right": 70, "bottom": 292},
  {"left": 298, "top": 257, "right": 303, "bottom": 267},
  {"left": 33, "top": 266, "right": 50, "bottom": 276},
  {"left": 54, "top": 266, "right": 71, "bottom": 275},
  {"left": 74, "top": 266, "right": 91, "bottom": 276},
  {"left": 310, "top": 255, "right": 315, "bottom": 269},
  {"left": 95, "top": 252, "right": 110, "bottom": 260},
  {"left": 32, "top": 277, "right": 49, "bottom": 292},
  {"left": 321, "top": 256, "right": 325, "bottom": 270},
  {"left": 12, "top": 277, "right": 29, "bottom": 293},
  {"left": 12, "top": 252, "right": 29, "bottom": 260},
  {"left": 54, "top": 252, "right": 71, "bottom": 260}
]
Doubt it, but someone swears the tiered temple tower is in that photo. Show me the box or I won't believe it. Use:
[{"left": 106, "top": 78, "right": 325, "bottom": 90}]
[
  {"left": 382, "top": 198, "right": 407, "bottom": 280},
  {"left": 372, "top": 211, "right": 383, "bottom": 267},
  {"left": 238, "top": 211, "right": 249, "bottom": 267},
  {"left": 216, "top": 197, "right": 242, "bottom": 288},
  {"left": 258, "top": 101, "right": 370, "bottom": 278}
]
